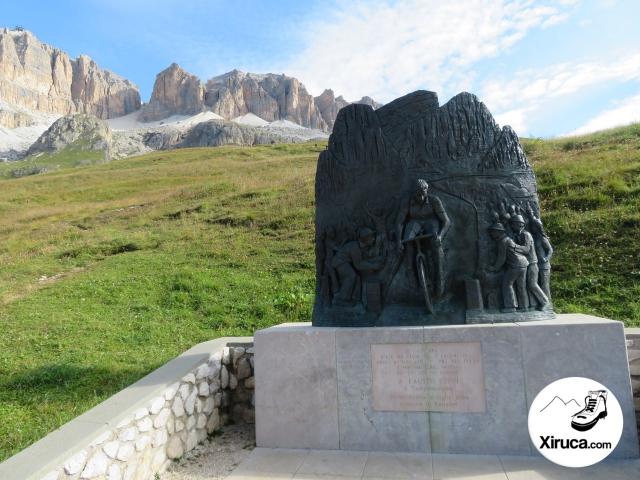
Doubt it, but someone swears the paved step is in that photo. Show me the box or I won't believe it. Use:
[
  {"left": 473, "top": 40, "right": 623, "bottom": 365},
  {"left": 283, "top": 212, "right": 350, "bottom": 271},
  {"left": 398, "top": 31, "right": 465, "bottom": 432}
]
[{"left": 227, "top": 447, "right": 640, "bottom": 479}]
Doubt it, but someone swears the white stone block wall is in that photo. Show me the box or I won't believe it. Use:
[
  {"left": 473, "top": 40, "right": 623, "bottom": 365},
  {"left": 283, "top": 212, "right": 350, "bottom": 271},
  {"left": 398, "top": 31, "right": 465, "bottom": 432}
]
[
  {"left": 31, "top": 343, "right": 254, "bottom": 480},
  {"left": 225, "top": 346, "right": 256, "bottom": 425}
]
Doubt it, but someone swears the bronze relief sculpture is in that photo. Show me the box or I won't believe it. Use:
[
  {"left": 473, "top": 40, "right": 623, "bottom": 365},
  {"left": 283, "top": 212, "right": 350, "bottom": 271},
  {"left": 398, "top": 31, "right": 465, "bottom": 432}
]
[{"left": 313, "top": 90, "right": 554, "bottom": 326}]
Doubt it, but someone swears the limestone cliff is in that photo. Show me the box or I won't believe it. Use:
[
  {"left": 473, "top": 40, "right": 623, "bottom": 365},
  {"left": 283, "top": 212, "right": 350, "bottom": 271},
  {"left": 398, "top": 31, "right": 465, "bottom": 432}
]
[
  {"left": 0, "top": 27, "right": 378, "bottom": 140},
  {"left": 204, "top": 70, "right": 279, "bottom": 122},
  {"left": 140, "top": 63, "right": 205, "bottom": 121},
  {"left": 0, "top": 29, "right": 140, "bottom": 128},
  {"left": 143, "top": 66, "right": 381, "bottom": 132},
  {"left": 355, "top": 95, "right": 382, "bottom": 110},
  {"left": 314, "top": 91, "right": 383, "bottom": 131},
  {"left": 71, "top": 55, "right": 141, "bottom": 119},
  {"left": 314, "top": 89, "right": 349, "bottom": 131},
  {"left": 204, "top": 70, "right": 327, "bottom": 130}
]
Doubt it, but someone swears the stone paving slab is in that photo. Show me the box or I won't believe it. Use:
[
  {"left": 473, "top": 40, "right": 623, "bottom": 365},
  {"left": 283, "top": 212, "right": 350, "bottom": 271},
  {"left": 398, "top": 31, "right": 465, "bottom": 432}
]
[{"left": 227, "top": 448, "right": 640, "bottom": 479}]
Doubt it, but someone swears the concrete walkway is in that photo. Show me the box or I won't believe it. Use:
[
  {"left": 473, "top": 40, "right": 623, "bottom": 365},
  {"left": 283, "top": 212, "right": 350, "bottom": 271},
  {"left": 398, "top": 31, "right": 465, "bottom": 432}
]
[{"left": 226, "top": 448, "right": 640, "bottom": 479}]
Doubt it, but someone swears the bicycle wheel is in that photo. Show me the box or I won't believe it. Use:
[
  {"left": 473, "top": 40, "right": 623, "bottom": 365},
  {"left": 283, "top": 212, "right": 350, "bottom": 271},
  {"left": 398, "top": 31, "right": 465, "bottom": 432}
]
[{"left": 417, "top": 254, "right": 433, "bottom": 313}]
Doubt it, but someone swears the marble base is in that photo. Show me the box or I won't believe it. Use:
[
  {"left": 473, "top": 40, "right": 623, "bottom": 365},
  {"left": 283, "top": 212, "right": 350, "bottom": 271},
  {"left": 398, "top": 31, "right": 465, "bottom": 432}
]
[{"left": 254, "top": 314, "right": 639, "bottom": 457}]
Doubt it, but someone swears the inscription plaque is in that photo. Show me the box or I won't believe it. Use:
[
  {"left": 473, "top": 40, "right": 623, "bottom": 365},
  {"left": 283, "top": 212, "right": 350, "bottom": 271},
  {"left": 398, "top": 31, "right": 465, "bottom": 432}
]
[{"left": 371, "top": 342, "right": 486, "bottom": 413}]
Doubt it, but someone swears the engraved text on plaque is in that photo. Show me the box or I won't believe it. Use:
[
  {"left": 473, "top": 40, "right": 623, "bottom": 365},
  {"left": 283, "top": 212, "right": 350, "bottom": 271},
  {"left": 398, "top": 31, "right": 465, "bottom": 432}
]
[{"left": 371, "top": 342, "right": 486, "bottom": 413}]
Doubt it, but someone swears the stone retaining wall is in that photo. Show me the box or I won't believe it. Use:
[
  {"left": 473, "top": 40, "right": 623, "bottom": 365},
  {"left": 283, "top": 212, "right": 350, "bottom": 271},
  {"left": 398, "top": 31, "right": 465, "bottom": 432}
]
[
  {"left": 626, "top": 329, "right": 640, "bottom": 435},
  {"left": 2, "top": 327, "right": 638, "bottom": 479},
  {"left": 0, "top": 337, "right": 254, "bottom": 480}
]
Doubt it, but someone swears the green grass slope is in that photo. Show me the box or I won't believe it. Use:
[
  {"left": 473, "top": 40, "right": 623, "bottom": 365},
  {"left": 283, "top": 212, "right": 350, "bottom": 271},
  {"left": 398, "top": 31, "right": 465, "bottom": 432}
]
[
  {"left": 0, "top": 143, "right": 318, "bottom": 460},
  {"left": 0, "top": 126, "right": 639, "bottom": 460},
  {"left": 525, "top": 124, "right": 640, "bottom": 323},
  {"left": 0, "top": 143, "right": 107, "bottom": 179}
]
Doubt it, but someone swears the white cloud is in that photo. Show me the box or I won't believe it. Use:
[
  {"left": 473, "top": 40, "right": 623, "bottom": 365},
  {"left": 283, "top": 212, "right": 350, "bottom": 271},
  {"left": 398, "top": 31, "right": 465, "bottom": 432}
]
[
  {"left": 493, "top": 107, "right": 533, "bottom": 135},
  {"left": 542, "top": 13, "right": 570, "bottom": 28},
  {"left": 480, "top": 53, "right": 640, "bottom": 133},
  {"left": 284, "top": 0, "right": 576, "bottom": 102},
  {"left": 564, "top": 93, "right": 640, "bottom": 136},
  {"left": 482, "top": 54, "right": 640, "bottom": 111}
]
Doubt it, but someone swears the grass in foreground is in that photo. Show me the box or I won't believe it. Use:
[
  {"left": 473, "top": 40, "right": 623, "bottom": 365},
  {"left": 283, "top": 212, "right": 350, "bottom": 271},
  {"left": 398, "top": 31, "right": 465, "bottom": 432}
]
[
  {"left": 523, "top": 123, "right": 640, "bottom": 323},
  {"left": 0, "top": 143, "right": 107, "bottom": 179},
  {"left": 0, "top": 143, "right": 318, "bottom": 460},
  {"left": 0, "top": 125, "right": 639, "bottom": 460}
]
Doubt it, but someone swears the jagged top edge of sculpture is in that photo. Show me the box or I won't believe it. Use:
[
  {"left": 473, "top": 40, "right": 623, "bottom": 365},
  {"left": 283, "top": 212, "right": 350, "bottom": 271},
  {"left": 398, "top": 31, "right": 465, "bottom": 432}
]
[{"left": 329, "top": 89, "right": 519, "bottom": 143}]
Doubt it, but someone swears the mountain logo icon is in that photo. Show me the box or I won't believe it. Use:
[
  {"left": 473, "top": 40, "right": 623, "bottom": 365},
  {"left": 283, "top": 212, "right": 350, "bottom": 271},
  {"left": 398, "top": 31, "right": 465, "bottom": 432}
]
[{"left": 540, "top": 396, "right": 581, "bottom": 413}]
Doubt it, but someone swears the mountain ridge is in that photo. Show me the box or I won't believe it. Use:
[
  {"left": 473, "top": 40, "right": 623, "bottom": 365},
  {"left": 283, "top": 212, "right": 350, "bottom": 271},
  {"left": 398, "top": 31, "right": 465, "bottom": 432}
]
[
  {"left": 141, "top": 63, "right": 381, "bottom": 131},
  {"left": 0, "top": 28, "right": 141, "bottom": 127},
  {"left": 0, "top": 28, "right": 380, "bottom": 157}
]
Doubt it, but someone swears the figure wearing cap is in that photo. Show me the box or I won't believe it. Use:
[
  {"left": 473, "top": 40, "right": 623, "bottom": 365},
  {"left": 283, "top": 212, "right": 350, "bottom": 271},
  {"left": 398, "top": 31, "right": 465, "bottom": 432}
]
[
  {"left": 488, "top": 219, "right": 529, "bottom": 312},
  {"left": 508, "top": 213, "right": 549, "bottom": 310}
]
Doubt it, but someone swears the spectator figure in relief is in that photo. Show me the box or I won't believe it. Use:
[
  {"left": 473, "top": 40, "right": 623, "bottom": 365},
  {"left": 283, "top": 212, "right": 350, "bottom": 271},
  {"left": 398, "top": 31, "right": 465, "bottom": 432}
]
[
  {"left": 318, "top": 227, "right": 340, "bottom": 304},
  {"left": 331, "top": 227, "right": 385, "bottom": 305},
  {"left": 396, "top": 179, "right": 451, "bottom": 300},
  {"left": 509, "top": 213, "right": 549, "bottom": 310},
  {"left": 498, "top": 201, "right": 512, "bottom": 226},
  {"left": 488, "top": 220, "right": 530, "bottom": 312},
  {"left": 527, "top": 205, "right": 553, "bottom": 299}
]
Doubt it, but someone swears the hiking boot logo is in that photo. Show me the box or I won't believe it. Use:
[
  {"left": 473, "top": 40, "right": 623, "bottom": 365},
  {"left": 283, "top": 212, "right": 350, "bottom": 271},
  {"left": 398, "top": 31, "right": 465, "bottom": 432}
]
[
  {"left": 571, "top": 390, "right": 608, "bottom": 432},
  {"left": 529, "top": 378, "right": 623, "bottom": 468}
]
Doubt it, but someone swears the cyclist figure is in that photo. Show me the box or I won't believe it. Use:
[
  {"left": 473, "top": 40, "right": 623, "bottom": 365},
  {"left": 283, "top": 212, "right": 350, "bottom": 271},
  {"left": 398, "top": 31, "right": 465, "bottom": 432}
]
[{"left": 396, "top": 178, "right": 451, "bottom": 301}]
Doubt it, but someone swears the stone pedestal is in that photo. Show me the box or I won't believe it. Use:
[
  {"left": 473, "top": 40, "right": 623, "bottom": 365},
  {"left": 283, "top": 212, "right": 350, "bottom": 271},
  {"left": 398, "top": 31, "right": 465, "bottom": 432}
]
[{"left": 254, "top": 314, "right": 639, "bottom": 457}]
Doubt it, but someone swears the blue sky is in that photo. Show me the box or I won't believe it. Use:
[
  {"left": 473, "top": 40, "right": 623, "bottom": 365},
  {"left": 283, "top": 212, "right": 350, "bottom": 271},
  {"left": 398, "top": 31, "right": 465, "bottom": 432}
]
[{"left": 3, "top": 0, "right": 640, "bottom": 137}]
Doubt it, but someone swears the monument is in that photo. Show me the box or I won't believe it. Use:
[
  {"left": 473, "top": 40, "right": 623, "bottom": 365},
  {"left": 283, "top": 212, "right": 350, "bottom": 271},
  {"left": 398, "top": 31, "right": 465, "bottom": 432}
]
[
  {"left": 313, "top": 90, "right": 552, "bottom": 326},
  {"left": 254, "top": 91, "right": 639, "bottom": 457}
]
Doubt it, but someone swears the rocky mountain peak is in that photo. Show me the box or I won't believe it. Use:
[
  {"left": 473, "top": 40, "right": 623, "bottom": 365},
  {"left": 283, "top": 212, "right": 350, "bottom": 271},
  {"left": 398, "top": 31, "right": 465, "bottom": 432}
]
[
  {"left": 314, "top": 89, "right": 349, "bottom": 131},
  {"left": 206, "top": 69, "right": 257, "bottom": 88},
  {"left": 0, "top": 29, "right": 140, "bottom": 128},
  {"left": 142, "top": 65, "right": 380, "bottom": 132},
  {"left": 0, "top": 28, "right": 380, "bottom": 136},
  {"left": 140, "top": 62, "right": 205, "bottom": 121},
  {"left": 355, "top": 96, "right": 382, "bottom": 110}
]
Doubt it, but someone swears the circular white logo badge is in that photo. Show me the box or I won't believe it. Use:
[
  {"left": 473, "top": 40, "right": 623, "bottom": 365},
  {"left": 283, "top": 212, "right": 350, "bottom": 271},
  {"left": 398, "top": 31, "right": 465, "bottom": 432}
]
[{"left": 528, "top": 377, "right": 623, "bottom": 468}]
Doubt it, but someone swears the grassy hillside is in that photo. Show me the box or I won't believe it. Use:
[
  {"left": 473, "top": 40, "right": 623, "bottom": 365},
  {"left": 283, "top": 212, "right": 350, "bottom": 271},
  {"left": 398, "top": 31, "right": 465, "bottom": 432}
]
[
  {"left": 0, "top": 125, "right": 639, "bottom": 460},
  {"left": 525, "top": 123, "right": 640, "bottom": 323},
  {"left": 0, "top": 143, "right": 319, "bottom": 460},
  {"left": 0, "top": 143, "right": 107, "bottom": 179}
]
